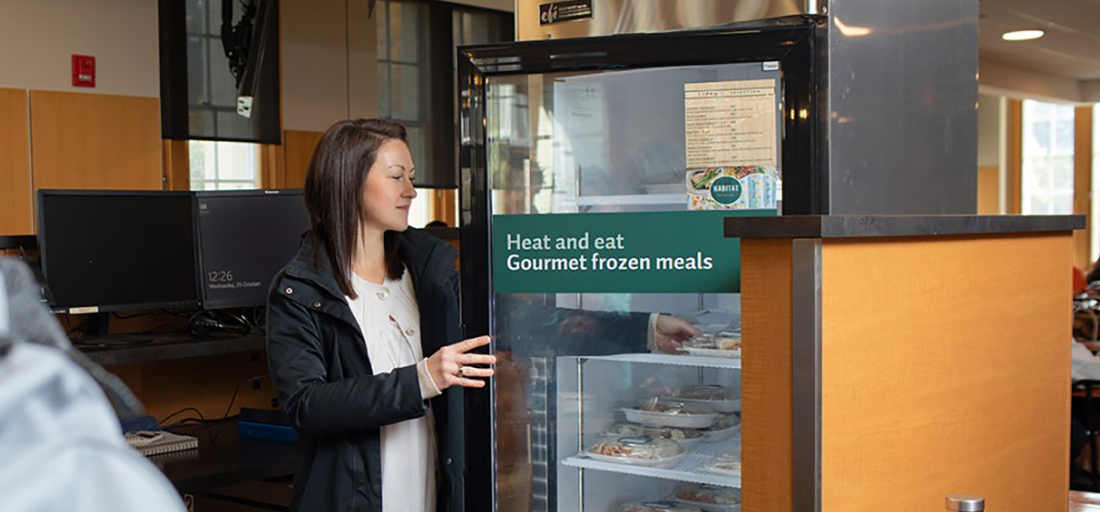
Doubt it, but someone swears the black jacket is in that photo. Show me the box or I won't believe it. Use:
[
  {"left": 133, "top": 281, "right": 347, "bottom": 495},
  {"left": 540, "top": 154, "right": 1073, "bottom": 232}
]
[{"left": 266, "top": 228, "right": 464, "bottom": 512}]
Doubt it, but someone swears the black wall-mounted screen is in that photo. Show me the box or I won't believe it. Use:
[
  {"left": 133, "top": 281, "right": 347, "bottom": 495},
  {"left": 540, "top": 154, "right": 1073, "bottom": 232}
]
[
  {"left": 37, "top": 190, "right": 201, "bottom": 312},
  {"left": 194, "top": 190, "right": 309, "bottom": 309},
  {"left": 159, "top": 0, "right": 281, "bottom": 143}
]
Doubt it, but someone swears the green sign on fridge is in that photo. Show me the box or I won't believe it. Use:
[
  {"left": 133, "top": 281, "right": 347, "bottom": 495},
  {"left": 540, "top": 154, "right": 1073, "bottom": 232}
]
[{"left": 491, "top": 210, "right": 772, "bottom": 293}]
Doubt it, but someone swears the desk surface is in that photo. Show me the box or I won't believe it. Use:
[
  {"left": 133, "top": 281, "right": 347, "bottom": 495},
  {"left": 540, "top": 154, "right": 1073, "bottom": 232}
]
[
  {"left": 152, "top": 421, "right": 294, "bottom": 494},
  {"left": 79, "top": 333, "right": 265, "bottom": 366}
]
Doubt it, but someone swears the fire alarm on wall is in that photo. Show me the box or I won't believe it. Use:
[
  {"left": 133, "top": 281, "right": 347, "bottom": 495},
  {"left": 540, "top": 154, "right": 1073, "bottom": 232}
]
[{"left": 72, "top": 55, "right": 95, "bottom": 88}]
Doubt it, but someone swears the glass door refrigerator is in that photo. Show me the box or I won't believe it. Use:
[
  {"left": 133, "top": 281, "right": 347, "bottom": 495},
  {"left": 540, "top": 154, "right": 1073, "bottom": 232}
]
[{"left": 458, "top": 16, "right": 823, "bottom": 512}]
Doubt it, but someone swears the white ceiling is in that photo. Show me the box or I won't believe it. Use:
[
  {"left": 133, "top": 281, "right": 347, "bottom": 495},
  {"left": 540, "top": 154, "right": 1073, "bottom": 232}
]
[{"left": 979, "top": 0, "right": 1100, "bottom": 101}]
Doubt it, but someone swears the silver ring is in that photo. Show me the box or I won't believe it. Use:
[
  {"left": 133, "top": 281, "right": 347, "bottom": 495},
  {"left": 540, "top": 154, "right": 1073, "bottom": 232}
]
[{"left": 457, "top": 366, "right": 465, "bottom": 377}]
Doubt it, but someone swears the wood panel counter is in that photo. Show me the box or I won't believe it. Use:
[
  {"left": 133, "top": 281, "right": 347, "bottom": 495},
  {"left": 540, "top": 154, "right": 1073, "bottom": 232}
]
[{"left": 731, "top": 215, "right": 1082, "bottom": 512}]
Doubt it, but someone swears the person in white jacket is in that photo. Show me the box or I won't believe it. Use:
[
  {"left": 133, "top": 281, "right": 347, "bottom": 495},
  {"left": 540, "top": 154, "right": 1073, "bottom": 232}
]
[
  {"left": 1073, "top": 340, "right": 1100, "bottom": 382},
  {"left": 0, "top": 258, "right": 186, "bottom": 512}
]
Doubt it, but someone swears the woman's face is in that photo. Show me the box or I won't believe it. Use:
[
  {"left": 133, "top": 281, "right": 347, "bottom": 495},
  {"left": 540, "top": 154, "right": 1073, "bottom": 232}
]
[{"left": 362, "top": 139, "right": 417, "bottom": 233}]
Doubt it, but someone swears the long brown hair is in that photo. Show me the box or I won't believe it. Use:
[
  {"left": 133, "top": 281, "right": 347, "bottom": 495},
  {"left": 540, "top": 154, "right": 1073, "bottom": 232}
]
[{"left": 303, "top": 119, "right": 408, "bottom": 299}]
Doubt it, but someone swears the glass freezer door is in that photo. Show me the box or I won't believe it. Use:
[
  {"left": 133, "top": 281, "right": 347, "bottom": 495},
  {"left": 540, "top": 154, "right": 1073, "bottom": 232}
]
[{"left": 463, "top": 60, "right": 783, "bottom": 512}]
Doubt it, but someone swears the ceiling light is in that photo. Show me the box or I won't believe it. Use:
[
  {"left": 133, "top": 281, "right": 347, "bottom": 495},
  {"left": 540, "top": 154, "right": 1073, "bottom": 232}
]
[{"left": 1002, "top": 30, "right": 1044, "bottom": 41}]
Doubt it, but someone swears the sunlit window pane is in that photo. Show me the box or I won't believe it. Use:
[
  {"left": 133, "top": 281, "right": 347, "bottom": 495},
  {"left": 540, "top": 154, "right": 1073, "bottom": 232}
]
[
  {"left": 407, "top": 188, "right": 432, "bottom": 228},
  {"left": 1021, "top": 99, "right": 1074, "bottom": 215},
  {"left": 189, "top": 140, "right": 261, "bottom": 190}
]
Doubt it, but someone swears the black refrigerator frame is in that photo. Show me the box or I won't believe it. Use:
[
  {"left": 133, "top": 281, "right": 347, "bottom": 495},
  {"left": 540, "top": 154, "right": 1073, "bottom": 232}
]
[{"left": 457, "top": 15, "right": 825, "bottom": 511}]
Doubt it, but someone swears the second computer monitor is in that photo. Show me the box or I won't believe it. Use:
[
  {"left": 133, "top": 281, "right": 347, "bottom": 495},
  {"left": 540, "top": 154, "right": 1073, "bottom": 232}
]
[{"left": 194, "top": 190, "right": 310, "bottom": 309}]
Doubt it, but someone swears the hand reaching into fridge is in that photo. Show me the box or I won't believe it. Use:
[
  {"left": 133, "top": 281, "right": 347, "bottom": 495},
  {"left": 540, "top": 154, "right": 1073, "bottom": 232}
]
[
  {"left": 426, "top": 335, "right": 497, "bottom": 390},
  {"left": 654, "top": 314, "right": 699, "bottom": 354}
]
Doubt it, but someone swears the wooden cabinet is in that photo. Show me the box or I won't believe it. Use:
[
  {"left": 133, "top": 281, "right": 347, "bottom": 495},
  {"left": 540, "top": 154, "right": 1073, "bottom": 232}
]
[
  {"left": 0, "top": 88, "right": 32, "bottom": 235},
  {"left": 735, "top": 215, "right": 1081, "bottom": 512},
  {"left": 0, "top": 89, "right": 164, "bottom": 235},
  {"left": 30, "top": 90, "right": 162, "bottom": 192}
]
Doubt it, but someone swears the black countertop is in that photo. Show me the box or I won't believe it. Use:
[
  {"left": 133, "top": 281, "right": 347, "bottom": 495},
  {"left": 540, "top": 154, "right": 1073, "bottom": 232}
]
[
  {"left": 0, "top": 235, "right": 35, "bottom": 250},
  {"left": 78, "top": 333, "right": 265, "bottom": 366},
  {"left": 155, "top": 420, "right": 294, "bottom": 493},
  {"left": 724, "top": 215, "right": 1084, "bottom": 239}
]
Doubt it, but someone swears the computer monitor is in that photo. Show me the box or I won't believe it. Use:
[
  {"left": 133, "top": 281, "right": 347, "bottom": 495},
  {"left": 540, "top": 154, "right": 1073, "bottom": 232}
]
[
  {"left": 37, "top": 190, "right": 201, "bottom": 313},
  {"left": 193, "top": 189, "right": 309, "bottom": 309}
]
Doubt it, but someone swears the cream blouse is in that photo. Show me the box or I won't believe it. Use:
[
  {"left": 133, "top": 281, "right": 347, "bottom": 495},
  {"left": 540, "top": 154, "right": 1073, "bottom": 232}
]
[{"left": 346, "top": 267, "right": 441, "bottom": 512}]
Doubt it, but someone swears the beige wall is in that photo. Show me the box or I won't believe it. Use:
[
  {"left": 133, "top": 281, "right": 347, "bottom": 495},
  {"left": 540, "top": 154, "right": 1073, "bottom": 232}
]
[
  {"left": 0, "top": 0, "right": 512, "bottom": 133},
  {"left": 281, "top": 0, "right": 511, "bottom": 133},
  {"left": 1085, "top": 80, "right": 1100, "bottom": 103},
  {"left": 451, "top": 0, "right": 513, "bottom": 10},
  {"left": 979, "top": 54, "right": 1082, "bottom": 104},
  {"left": 0, "top": 0, "right": 391, "bottom": 132},
  {"left": 976, "top": 94, "right": 1005, "bottom": 214},
  {"left": 977, "top": 93, "right": 1002, "bottom": 168},
  {"left": 0, "top": 0, "right": 395, "bottom": 130},
  {"left": 281, "top": 0, "right": 378, "bottom": 132},
  {"left": 981, "top": 93, "right": 1007, "bottom": 213},
  {"left": 0, "top": 0, "right": 159, "bottom": 98},
  {"left": 977, "top": 166, "right": 1000, "bottom": 215}
]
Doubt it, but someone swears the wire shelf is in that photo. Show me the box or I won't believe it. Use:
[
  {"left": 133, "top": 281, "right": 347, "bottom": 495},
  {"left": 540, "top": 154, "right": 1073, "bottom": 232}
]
[{"left": 581, "top": 352, "right": 741, "bottom": 370}]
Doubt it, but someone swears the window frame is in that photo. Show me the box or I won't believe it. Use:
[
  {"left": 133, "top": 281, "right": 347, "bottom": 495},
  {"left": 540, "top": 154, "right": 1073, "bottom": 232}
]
[
  {"left": 375, "top": 0, "right": 512, "bottom": 189},
  {"left": 159, "top": 0, "right": 282, "bottom": 144},
  {"left": 1090, "top": 104, "right": 1099, "bottom": 263}
]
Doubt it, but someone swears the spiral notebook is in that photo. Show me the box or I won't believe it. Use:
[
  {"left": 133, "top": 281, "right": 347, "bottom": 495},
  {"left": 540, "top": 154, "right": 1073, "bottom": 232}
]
[{"left": 124, "top": 430, "right": 199, "bottom": 457}]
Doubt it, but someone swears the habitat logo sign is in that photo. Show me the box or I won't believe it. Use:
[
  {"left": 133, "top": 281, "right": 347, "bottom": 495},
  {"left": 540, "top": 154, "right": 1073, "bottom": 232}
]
[{"left": 710, "top": 177, "right": 742, "bottom": 205}]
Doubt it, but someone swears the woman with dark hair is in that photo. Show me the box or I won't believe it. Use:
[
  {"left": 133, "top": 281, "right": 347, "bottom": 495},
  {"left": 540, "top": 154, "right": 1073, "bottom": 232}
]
[{"left": 266, "top": 118, "right": 492, "bottom": 512}]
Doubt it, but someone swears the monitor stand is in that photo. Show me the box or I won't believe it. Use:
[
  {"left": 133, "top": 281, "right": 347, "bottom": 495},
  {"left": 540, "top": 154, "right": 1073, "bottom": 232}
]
[{"left": 85, "top": 312, "right": 110, "bottom": 337}]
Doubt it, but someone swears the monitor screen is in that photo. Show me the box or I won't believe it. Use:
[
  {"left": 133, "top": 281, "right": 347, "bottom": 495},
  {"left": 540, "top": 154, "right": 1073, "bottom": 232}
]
[
  {"left": 194, "top": 190, "right": 309, "bottom": 309},
  {"left": 37, "top": 190, "right": 201, "bottom": 313}
]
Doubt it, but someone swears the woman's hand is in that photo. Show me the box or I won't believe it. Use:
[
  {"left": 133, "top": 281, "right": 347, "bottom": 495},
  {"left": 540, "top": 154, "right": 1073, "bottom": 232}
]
[{"left": 426, "top": 335, "right": 497, "bottom": 390}]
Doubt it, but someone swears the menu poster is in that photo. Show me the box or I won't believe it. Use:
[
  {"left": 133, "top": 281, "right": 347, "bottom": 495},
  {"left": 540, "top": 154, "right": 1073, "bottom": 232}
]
[
  {"left": 684, "top": 79, "right": 779, "bottom": 210},
  {"left": 684, "top": 79, "right": 777, "bottom": 168}
]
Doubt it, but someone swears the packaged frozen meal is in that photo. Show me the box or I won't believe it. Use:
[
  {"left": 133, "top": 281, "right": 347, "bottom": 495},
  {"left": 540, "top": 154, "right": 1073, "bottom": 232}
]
[
  {"left": 605, "top": 422, "right": 648, "bottom": 437},
  {"left": 622, "top": 399, "right": 719, "bottom": 429},
  {"left": 714, "top": 331, "right": 741, "bottom": 351},
  {"left": 705, "top": 413, "right": 740, "bottom": 430},
  {"left": 618, "top": 500, "right": 703, "bottom": 512},
  {"left": 675, "top": 484, "right": 741, "bottom": 512},
  {"left": 680, "top": 332, "right": 741, "bottom": 358},
  {"left": 700, "top": 414, "right": 741, "bottom": 442},
  {"left": 585, "top": 435, "right": 685, "bottom": 468},
  {"left": 636, "top": 399, "right": 712, "bottom": 415},
  {"left": 668, "top": 385, "right": 740, "bottom": 413},
  {"left": 605, "top": 422, "right": 703, "bottom": 444},
  {"left": 677, "top": 385, "right": 729, "bottom": 401}
]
